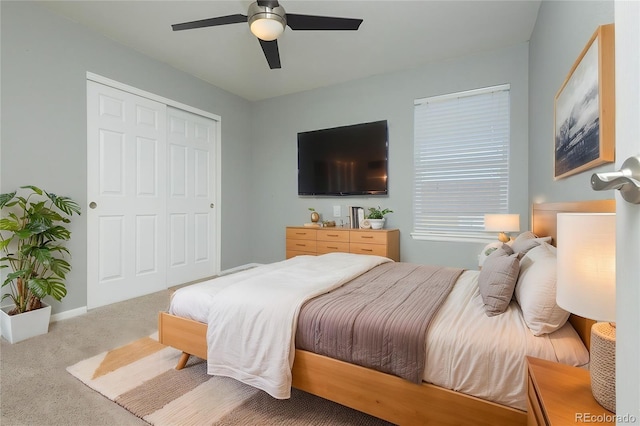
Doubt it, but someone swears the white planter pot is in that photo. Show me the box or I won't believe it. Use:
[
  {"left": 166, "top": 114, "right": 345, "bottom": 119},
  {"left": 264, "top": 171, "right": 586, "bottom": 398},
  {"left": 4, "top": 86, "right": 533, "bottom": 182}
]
[
  {"left": 0, "top": 302, "right": 51, "bottom": 343},
  {"left": 368, "top": 219, "right": 385, "bottom": 229}
]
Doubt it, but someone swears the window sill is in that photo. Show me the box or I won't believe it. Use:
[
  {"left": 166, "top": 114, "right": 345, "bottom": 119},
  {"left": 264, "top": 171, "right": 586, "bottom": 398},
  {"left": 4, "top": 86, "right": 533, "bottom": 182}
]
[{"left": 410, "top": 233, "right": 496, "bottom": 244}]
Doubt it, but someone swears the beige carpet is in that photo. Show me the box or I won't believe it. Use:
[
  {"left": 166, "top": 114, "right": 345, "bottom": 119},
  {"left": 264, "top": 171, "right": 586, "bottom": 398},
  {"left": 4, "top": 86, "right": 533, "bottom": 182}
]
[{"left": 67, "top": 334, "right": 394, "bottom": 426}]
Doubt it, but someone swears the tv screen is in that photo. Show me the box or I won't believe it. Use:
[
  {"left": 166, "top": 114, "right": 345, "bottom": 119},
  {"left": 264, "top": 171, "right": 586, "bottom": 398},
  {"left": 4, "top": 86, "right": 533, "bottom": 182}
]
[{"left": 297, "top": 120, "right": 388, "bottom": 196}]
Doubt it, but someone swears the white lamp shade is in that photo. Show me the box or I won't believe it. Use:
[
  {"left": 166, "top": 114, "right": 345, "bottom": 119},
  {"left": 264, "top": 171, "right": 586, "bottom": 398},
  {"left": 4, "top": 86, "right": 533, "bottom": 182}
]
[
  {"left": 556, "top": 213, "right": 616, "bottom": 322},
  {"left": 484, "top": 214, "right": 520, "bottom": 232},
  {"left": 250, "top": 18, "right": 285, "bottom": 41}
]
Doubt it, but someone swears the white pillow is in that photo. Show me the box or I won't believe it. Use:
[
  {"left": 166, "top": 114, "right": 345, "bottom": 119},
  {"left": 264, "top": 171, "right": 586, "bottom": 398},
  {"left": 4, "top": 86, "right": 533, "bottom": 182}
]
[{"left": 514, "top": 243, "right": 569, "bottom": 336}]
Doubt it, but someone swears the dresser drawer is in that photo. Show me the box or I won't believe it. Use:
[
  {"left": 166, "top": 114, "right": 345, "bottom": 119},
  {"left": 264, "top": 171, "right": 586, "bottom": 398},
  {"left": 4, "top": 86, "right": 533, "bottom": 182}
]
[
  {"left": 286, "top": 239, "right": 317, "bottom": 253},
  {"left": 350, "top": 242, "right": 388, "bottom": 257},
  {"left": 317, "top": 241, "right": 350, "bottom": 254},
  {"left": 349, "top": 230, "right": 388, "bottom": 245},
  {"left": 286, "top": 228, "right": 318, "bottom": 240},
  {"left": 317, "top": 229, "right": 350, "bottom": 242}
]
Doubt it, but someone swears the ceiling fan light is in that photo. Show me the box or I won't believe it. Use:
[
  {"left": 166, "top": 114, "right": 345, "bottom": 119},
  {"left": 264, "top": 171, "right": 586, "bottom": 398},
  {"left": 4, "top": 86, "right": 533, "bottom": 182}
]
[
  {"left": 250, "top": 17, "right": 285, "bottom": 41},
  {"left": 247, "top": 2, "right": 286, "bottom": 41}
]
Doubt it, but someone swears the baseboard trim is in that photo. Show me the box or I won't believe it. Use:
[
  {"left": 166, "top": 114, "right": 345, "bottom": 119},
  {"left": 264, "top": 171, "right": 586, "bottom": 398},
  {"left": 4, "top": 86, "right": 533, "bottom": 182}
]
[
  {"left": 51, "top": 306, "right": 87, "bottom": 323},
  {"left": 219, "top": 263, "right": 263, "bottom": 276}
]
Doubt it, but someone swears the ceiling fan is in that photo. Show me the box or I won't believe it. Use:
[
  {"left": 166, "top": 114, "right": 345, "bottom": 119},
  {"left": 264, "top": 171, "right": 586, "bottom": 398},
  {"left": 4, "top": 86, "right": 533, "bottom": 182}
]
[{"left": 171, "top": 0, "right": 363, "bottom": 70}]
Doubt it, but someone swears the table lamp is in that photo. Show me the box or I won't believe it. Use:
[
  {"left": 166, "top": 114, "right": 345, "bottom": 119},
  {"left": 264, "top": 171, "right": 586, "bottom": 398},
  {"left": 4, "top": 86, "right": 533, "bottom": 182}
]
[
  {"left": 556, "top": 213, "right": 616, "bottom": 413},
  {"left": 484, "top": 214, "right": 520, "bottom": 242}
]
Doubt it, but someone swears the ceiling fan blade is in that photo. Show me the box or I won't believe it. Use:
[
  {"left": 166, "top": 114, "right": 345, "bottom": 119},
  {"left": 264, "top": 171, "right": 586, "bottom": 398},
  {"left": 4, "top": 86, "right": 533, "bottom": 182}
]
[
  {"left": 258, "top": 39, "right": 281, "bottom": 69},
  {"left": 172, "top": 14, "right": 247, "bottom": 31},
  {"left": 285, "top": 14, "right": 363, "bottom": 31},
  {"left": 257, "top": 0, "right": 280, "bottom": 8}
]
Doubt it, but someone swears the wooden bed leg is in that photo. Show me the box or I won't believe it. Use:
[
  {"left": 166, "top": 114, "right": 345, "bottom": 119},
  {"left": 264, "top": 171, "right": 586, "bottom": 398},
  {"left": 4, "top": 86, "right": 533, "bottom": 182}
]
[{"left": 176, "top": 352, "right": 191, "bottom": 370}]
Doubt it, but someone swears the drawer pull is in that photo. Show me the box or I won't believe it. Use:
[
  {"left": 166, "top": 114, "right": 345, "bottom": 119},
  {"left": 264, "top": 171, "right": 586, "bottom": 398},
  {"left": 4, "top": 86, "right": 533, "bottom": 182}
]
[
  {"left": 295, "top": 232, "right": 307, "bottom": 235},
  {"left": 361, "top": 236, "right": 374, "bottom": 239},
  {"left": 327, "top": 234, "right": 339, "bottom": 237},
  {"left": 328, "top": 246, "right": 338, "bottom": 249},
  {"left": 361, "top": 248, "right": 373, "bottom": 252},
  {"left": 296, "top": 243, "right": 306, "bottom": 247}
]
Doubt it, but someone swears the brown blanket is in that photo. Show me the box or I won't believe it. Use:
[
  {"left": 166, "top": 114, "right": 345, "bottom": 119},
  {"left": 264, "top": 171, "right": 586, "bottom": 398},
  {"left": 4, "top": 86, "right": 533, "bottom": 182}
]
[{"left": 295, "top": 262, "right": 464, "bottom": 383}]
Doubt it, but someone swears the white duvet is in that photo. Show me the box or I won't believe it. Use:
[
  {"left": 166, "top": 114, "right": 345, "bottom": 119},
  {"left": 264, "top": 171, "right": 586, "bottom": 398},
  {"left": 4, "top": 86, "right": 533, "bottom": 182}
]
[{"left": 173, "top": 253, "right": 391, "bottom": 399}]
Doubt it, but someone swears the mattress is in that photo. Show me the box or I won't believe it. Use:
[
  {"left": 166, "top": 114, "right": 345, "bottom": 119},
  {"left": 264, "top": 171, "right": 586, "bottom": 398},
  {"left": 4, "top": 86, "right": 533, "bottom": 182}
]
[
  {"left": 169, "top": 263, "right": 589, "bottom": 411},
  {"left": 424, "top": 269, "right": 589, "bottom": 410}
]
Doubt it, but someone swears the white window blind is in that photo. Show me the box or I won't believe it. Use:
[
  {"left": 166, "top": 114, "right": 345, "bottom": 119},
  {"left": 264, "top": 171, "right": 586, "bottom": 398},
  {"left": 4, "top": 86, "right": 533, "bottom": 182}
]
[{"left": 412, "top": 84, "right": 511, "bottom": 241}]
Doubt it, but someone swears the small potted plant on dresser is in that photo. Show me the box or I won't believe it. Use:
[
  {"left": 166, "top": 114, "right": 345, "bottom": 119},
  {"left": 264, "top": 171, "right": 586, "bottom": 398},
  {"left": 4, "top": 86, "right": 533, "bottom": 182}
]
[
  {"left": 0, "top": 185, "right": 80, "bottom": 343},
  {"left": 366, "top": 206, "right": 393, "bottom": 229}
]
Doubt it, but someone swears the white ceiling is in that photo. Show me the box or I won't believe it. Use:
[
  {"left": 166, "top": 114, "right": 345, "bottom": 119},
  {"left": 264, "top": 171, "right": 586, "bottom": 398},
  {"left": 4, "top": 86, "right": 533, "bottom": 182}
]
[{"left": 40, "top": 1, "right": 541, "bottom": 102}]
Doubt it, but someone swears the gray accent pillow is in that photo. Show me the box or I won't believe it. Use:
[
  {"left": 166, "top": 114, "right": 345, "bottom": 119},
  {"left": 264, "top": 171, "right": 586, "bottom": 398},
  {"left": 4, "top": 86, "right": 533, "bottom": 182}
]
[
  {"left": 510, "top": 231, "right": 552, "bottom": 255},
  {"left": 478, "top": 244, "right": 521, "bottom": 317}
]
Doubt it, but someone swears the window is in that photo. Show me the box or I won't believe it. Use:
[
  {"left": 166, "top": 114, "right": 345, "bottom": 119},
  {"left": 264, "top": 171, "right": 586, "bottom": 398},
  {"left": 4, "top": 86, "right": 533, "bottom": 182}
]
[{"left": 412, "top": 84, "right": 511, "bottom": 242}]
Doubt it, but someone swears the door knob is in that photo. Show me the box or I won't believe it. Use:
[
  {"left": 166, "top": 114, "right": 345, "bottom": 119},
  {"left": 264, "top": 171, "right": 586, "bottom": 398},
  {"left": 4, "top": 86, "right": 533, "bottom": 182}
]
[
  {"left": 89, "top": 202, "right": 97, "bottom": 209},
  {"left": 591, "top": 156, "right": 640, "bottom": 204},
  {"left": 210, "top": 203, "right": 215, "bottom": 208}
]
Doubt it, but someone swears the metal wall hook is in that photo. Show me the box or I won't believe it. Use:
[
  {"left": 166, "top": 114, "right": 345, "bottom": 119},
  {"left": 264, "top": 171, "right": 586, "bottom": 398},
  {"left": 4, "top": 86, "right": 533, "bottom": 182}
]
[{"left": 591, "top": 156, "right": 640, "bottom": 204}]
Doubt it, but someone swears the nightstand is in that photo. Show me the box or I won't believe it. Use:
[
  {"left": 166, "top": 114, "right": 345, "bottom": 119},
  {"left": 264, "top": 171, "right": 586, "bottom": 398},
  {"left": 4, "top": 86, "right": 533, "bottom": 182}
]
[{"left": 526, "top": 356, "right": 615, "bottom": 425}]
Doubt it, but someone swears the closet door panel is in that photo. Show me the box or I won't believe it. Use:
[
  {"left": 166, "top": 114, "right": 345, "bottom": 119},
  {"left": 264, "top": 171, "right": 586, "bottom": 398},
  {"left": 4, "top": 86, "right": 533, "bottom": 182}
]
[
  {"left": 87, "top": 81, "right": 167, "bottom": 308},
  {"left": 166, "top": 107, "right": 217, "bottom": 285}
]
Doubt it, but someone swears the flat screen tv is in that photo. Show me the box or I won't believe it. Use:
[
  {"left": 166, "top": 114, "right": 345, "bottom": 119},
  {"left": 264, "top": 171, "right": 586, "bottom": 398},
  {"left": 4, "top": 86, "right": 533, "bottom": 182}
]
[{"left": 297, "top": 120, "right": 388, "bottom": 196}]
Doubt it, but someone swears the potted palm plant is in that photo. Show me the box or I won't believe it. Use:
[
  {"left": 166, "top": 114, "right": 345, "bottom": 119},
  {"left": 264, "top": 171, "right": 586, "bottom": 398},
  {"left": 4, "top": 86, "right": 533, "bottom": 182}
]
[
  {"left": 0, "top": 185, "right": 80, "bottom": 343},
  {"left": 366, "top": 206, "right": 393, "bottom": 229}
]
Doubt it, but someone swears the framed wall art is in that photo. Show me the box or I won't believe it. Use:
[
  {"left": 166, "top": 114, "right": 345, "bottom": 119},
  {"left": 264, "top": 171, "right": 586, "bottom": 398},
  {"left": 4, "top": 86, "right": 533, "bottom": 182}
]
[{"left": 554, "top": 23, "right": 615, "bottom": 180}]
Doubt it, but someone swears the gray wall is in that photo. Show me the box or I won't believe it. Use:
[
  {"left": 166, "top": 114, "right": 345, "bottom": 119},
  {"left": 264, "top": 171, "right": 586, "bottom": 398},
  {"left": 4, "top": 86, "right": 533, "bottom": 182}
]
[
  {"left": 1, "top": 1, "right": 254, "bottom": 314},
  {"left": 249, "top": 43, "right": 530, "bottom": 269},
  {"left": 529, "top": 0, "right": 615, "bottom": 203}
]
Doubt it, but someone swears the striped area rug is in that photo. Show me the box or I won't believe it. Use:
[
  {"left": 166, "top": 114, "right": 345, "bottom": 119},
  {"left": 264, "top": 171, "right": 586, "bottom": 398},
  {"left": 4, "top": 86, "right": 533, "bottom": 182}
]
[{"left": 67, "top": 334, "right": 393, "bottom": 426}]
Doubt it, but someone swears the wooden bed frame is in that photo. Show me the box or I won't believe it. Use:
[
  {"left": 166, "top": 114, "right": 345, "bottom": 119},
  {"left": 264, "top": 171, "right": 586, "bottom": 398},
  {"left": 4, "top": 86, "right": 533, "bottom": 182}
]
[{"left": 158, "top": 200, "right": 614, "bottom": 426}]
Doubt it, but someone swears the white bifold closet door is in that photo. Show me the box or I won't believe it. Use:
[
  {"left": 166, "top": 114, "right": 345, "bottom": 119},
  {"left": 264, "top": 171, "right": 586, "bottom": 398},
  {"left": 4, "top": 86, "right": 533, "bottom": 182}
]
[
  {"left": 87, "top": 81, "right": 217, "bottom": 309},
  {"left": 166, "top": 107, "right": 217, "bottom": 286}
]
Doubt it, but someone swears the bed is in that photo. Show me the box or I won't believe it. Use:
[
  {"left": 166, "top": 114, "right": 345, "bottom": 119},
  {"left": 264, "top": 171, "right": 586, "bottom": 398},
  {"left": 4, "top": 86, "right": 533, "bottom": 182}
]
[{"left": 158, "top": 200, "right": 615, "bottom": 425}]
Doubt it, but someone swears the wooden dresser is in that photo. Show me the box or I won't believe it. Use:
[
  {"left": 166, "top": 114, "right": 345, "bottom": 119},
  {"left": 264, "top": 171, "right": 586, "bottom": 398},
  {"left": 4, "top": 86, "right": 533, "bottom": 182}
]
[{"left": 286, "top": 226, "right": 399, "bottom": 261}]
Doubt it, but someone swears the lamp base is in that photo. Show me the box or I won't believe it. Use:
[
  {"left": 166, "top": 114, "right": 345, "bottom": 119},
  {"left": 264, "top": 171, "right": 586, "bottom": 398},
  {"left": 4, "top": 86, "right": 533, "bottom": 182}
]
[
  {"left": 590, "top": 322, "right": 616, "bottom": 413},
  {"left": 497, "top": 232, "right": 509, "bottom": 243}
]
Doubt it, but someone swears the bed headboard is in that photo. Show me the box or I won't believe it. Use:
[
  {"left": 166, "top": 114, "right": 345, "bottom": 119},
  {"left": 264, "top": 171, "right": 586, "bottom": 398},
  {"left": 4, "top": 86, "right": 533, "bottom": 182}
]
[{"left": 531, "top": 199, "right": 615, "bottom": 350}]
